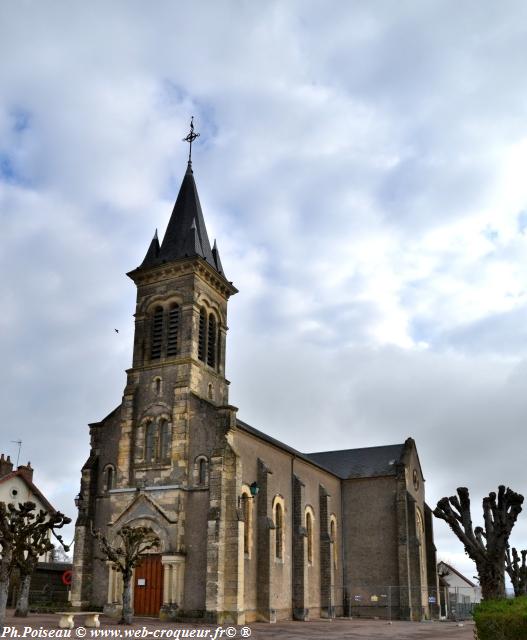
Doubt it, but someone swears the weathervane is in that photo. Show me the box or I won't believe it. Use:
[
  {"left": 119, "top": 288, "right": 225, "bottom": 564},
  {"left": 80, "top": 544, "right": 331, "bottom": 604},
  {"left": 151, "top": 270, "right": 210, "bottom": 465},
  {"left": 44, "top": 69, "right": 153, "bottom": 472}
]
[{"left": 183, "top": 116, "right": 200, "bottom": 163}]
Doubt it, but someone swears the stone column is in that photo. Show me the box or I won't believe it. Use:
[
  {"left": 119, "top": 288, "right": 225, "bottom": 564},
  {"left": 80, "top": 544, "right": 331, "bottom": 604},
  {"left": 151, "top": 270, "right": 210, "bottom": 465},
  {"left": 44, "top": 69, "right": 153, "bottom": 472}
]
[
  {"left": 160, "top": 556, "right": 186, "bottom": 620},
  {"left": 292, "top": 475, "right": 308, "bottom": 620},
  {"left": 205, "top": 452, "right": 226, "bottom": 621},
  {"left": 256, "top": 458, "right": 274, "bottom": 621}
]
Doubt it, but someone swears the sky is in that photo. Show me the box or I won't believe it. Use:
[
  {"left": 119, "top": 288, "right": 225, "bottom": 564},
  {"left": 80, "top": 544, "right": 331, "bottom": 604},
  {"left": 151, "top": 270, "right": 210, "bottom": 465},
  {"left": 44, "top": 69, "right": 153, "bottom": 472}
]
[{"left": 1, "top": 0, "right": 527, "bottom": 585}]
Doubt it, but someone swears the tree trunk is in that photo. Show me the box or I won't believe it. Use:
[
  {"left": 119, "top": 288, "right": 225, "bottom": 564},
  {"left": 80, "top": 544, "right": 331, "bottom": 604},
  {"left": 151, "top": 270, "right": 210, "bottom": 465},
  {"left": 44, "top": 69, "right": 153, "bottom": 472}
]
[
  {"left": 478, "top": 559, "right": 506, "bottom": 600},
  {"left": 14, "top": 573, "right": 31, "bottom": 617},
  {"left": 0, "top": 551, "right": 12, "bottom": 633},
  {"left": 120, "top": 572, "right": 133, "bottom": 625}
]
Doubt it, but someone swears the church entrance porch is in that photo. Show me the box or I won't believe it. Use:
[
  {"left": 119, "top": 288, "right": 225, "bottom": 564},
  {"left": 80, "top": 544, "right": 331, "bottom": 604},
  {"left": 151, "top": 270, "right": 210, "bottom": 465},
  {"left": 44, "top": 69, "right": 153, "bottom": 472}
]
[{"left": 134, "top": 555, "right": 163, "bottom": 616}]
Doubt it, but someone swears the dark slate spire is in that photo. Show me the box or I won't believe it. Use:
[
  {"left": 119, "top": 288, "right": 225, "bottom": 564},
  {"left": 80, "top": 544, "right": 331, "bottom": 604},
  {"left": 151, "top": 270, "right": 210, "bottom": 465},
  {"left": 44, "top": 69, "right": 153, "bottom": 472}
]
[
  {"left": 140, "top": 229, "right": 159, "bottom": 267},
  {"left": 159, "top": 162, "right": 216, "bottom": 265},
  {"left": 139, "top": 162, "right": 225, "bottom": 276},
  {"left": 212, "top": 239, "right": 224, "bottom": 276}
]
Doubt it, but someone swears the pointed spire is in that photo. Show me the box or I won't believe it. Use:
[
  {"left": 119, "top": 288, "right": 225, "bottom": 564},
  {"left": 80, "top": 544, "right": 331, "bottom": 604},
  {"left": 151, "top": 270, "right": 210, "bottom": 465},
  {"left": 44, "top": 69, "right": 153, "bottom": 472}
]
[
  {"left": 157, "top": 164, "right": 218, "bottom": 267},
  {"left": 140, "top": 229, "right": 160, "bottom": 267},
  {"left": 182, "top": 217, "right": 204, "bottom": 258},
  {"left": 134, "top": 120, "right": 228, "bottom": 279},
  {"left": 212, "top": 239, "right": 224, "bottom": 275}
]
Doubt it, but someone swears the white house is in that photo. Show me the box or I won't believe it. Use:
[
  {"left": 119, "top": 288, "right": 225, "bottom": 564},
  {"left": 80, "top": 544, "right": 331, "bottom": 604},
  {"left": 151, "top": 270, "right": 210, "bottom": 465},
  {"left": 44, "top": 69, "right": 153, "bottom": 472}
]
[{"left": 437, "top": 560, "right": 481, "bottom": 618}]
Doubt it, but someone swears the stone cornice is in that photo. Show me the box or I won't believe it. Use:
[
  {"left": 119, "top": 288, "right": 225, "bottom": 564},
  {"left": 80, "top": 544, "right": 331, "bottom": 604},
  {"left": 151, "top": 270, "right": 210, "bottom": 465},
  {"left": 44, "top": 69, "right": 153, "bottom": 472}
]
[{"left": 127, "top": 256, "right": 238, "bottom": 298}]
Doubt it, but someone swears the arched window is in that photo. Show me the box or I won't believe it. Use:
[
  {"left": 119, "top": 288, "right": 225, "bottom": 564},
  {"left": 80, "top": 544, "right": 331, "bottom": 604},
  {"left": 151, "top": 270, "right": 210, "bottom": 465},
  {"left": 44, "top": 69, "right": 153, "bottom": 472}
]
[
  {"left": 198, "top": 308, "right": 206, "bottom": 362},
  {"left": 153, "top": 377, "right": 162, "bottom": 396},
  {"left": 330, "top": 516, "right": 337, "bottom": 569},
  {"left": 275, "top": 502, "right": 283, "bottom": 560},
  {"left": 145, "top": 421, "right": 156, "bottom": 462},
  {"left": 166, "top": 304, "right": 180, "bottom": 357},
  {"left": 159, "top": 419, "right": 170, "bottom": 461},
  {"left": 241, "top": 489, "right": 252, "bottom": 556},
  {"left": 105, "top": 465, "right": 115, "bottom": 491},
  {"left": 150, "top": 306, "right": 164, "bottom": 359},
  {"left": 207, "top": 314, "right": 217, "bottom": 368},
  {"left": 306, "top": 511, "right": 313, "bottom": 564},
  {"left": 416, "top": 508, "right": 427, "bottom": 595}
]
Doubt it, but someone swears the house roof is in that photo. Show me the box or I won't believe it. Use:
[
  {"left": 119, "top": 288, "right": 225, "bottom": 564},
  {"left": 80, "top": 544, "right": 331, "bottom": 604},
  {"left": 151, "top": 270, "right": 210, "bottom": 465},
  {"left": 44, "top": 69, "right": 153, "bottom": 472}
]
[
  {"left": 137, "top": 162, "right": 225, "bottom": 277},
  {"left": 0, "top": 469, "right": 55, "bottom": 513},
  {"left": 305, "top": 444, "right": 406, "bottom": 479},
  {"left": 437, "top": 561, "right": 477, "bottom": 588}
]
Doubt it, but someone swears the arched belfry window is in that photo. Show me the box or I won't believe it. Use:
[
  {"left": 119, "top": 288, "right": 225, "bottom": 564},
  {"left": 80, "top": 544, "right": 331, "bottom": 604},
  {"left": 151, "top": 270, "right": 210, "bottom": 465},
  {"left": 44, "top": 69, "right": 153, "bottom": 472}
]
[
  {"left": 150, "top": 307, "right": 164, "bottom": 360},
  {"left": 166, "top": 304, "right": 180, "bottom": 357},
  {"left": 207, "top": 314, "right": 217, "bottom": 368},
  {"left": 198, "top": 308, "right": 206, "bottom": 362}
]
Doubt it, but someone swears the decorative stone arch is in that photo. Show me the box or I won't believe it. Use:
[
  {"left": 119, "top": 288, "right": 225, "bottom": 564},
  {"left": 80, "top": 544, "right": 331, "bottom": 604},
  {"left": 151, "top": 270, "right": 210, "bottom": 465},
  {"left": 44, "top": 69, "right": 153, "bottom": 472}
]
[
  {"left": 195, "top": 294, "right": 226, "bottom": 326},
  {"left": 138, "top": 293, "right": 182, "bottom": 316},
  {"left": 240, "top": 483, "right": 254, "bottom": 558},
  {"left": 115, "top": 516, "right": 169, "bottom": 554},
  {"left": 194, "top": 455, "right": 209, "bottom": 487},
  {"left": 103, "top": 517, "right": 168, "bottom": 612},
  {"left": 305, "top": 505, "right": 315, "bottom": 566},
  {"left": 272, "top": 495, "right": 286, "bottom": 562}
]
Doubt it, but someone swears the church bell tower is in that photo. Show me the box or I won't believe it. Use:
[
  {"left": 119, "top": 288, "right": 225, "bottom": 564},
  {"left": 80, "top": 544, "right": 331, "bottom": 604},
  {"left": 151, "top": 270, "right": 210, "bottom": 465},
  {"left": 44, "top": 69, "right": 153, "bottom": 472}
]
[{"left": 117, "top": 120, "right": 237, "bottom": 488}]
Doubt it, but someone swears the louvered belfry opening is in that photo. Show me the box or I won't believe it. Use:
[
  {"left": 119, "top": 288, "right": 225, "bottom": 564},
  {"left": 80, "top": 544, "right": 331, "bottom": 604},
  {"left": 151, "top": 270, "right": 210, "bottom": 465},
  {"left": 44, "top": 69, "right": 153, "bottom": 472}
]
[
  {"left": 207, "top": 314, "right": 217, "bottom": 368},
  {"left": 166, "top": 304, "right": 180, "bottom": 357},
  {"left": 198, "top": 308, "right": 206, "bottom": 362},
  {"left": 150, "top": 307, "right": 164, "bottom": 359}
]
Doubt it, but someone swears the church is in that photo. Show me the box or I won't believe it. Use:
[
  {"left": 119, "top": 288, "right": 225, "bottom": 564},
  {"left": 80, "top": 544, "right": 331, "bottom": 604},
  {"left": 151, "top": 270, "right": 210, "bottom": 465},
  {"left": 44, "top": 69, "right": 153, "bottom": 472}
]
[{"left": 71, "top": 130, "right": 439, "bottom": 623}]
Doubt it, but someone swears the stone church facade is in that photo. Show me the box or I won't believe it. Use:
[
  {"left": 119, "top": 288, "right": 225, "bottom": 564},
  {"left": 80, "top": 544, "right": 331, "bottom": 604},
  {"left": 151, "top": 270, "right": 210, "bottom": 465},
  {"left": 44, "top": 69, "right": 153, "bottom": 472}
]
[{"left": 71, "top": 159, "right": 439, "bottom": 623}]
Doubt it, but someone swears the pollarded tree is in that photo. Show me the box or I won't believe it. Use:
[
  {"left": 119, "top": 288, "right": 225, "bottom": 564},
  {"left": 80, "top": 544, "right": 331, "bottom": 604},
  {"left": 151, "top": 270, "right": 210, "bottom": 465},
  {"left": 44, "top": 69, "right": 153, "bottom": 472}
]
[
  {"left": 0, "top": 503, "right": 36, "bottom": 632},
  {"left": 434, "top": 486, "right": 524, "bottom": 600},
  {"left": 505, "top": 547, "right": 527, "bottom": 597},
  {"left": 13, "top": 506, "right": 71, "bottom": 617},
  {"left": 93, "top": 525, "right": 160, "bottom": 624}
]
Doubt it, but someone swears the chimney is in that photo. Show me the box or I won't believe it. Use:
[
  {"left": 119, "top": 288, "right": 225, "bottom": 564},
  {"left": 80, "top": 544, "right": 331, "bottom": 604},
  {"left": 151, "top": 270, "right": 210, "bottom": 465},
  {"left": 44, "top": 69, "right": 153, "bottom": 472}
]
[
  {"left": 17, "top": 461, "right": 33, "bottom": 483},
  {"left": 0, "top": 454, "right": 13, "bottom": 478}
]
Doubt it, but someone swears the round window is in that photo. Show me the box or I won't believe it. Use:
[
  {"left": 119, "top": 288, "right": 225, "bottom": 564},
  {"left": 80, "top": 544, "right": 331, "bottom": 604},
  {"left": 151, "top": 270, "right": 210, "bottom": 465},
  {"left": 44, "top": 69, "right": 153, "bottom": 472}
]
[
  {"left": 413, "top": 469, "right": 419, "bottom": 491},
  {"left": 10, "top": 488, "right": 18, "bottom": 498}
]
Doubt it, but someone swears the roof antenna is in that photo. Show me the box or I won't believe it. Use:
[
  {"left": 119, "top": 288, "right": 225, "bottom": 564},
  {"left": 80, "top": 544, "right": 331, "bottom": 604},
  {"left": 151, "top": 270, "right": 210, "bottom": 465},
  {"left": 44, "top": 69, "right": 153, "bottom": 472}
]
[
  {"left": 11, "top": 440, "right": 22, "bottom": 467},
  {"left": 182, "top": 116, "right": 200, "bottom": 165}
]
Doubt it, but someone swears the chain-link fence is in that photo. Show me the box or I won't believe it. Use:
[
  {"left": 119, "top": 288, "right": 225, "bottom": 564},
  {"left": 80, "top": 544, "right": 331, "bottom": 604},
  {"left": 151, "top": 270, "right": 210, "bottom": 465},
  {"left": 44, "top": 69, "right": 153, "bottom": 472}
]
[{"left": 334, "top": 585, "right": 484, "bottom": 621}]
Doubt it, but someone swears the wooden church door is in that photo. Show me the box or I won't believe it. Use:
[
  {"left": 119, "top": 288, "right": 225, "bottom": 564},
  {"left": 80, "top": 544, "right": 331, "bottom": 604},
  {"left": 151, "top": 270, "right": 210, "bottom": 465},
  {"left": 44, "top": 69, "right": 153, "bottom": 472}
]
[{"left": 134, "top": 554, "right": 163, "bottom": 616}]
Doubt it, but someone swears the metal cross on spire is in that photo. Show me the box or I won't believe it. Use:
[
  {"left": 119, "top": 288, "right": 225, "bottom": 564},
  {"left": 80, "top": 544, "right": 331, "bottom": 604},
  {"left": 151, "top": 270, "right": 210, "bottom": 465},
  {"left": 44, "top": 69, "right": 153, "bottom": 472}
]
[{"left": 183, "top": 116, "right": 200, "bottom": 164}]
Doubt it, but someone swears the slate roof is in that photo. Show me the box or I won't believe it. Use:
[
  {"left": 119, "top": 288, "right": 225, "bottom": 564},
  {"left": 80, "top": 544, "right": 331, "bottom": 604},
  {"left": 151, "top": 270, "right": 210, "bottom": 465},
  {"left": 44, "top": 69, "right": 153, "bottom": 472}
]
[
  {"left": 237, "top": 418, "right": 405, "bottom": 480},
  {"left": 139, "top": 162, "right": 225, "bottom": 276},
  {"left": 305, "top": 444, "right": 406, "bottom": 479}
]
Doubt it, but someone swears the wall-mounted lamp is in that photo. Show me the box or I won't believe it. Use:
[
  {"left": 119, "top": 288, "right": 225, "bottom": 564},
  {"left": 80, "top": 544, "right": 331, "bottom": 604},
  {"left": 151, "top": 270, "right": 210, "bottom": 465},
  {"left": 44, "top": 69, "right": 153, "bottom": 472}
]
[{"left": 238, "top": 481, "right": 260, "bottom": 508}]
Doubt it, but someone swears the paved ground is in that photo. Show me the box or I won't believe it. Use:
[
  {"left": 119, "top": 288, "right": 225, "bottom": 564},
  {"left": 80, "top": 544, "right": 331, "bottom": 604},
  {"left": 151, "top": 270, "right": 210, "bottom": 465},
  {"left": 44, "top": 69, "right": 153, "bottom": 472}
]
[{"left": 1, "top": 611, "right": 475, "bottom": 640}]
